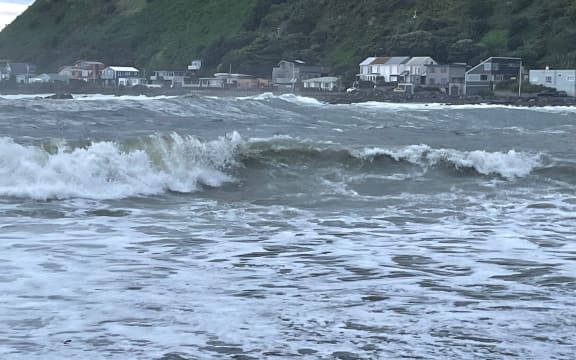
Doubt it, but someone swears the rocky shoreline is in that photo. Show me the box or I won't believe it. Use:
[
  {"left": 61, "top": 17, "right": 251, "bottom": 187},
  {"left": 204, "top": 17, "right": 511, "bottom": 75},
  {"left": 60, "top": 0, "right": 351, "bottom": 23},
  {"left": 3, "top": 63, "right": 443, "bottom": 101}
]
[
  {"left": 3, "top": 85, "right": 576, "bottom": 107},
  {"left": 309, "top": 89, "right": 576, "bottom": 107}
]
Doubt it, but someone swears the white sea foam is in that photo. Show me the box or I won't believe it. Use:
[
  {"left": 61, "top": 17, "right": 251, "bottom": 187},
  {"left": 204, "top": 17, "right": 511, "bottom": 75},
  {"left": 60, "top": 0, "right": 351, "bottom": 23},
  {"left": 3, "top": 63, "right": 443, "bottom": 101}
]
[
  {"left": 348, "top": 101, "right": 576, "bottom": 113},
  {"left": 73, "top": 94, "right": 179, "bottom": 101},
  {"left": 236, "top": 92, "right": 325, "bottom": 106},
  {"left": 0, "top": 133, "right": 243, "bottom": 200},
  {"left": 358, "top": 145, "right": 542, "bottom": 179}
]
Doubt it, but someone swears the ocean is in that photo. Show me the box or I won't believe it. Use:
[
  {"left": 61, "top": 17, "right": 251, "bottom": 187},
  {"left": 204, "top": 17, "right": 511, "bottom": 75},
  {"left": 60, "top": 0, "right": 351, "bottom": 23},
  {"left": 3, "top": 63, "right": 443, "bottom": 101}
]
[{"left": 0, "top": 93, "right": 574, "bottom": 360}]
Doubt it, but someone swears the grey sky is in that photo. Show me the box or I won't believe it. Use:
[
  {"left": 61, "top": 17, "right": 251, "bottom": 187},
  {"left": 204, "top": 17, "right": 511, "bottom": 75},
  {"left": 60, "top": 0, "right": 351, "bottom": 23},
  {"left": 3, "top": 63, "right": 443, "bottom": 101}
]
[{"left": 0, "top": 0, "right": 34, "bottom": 30}]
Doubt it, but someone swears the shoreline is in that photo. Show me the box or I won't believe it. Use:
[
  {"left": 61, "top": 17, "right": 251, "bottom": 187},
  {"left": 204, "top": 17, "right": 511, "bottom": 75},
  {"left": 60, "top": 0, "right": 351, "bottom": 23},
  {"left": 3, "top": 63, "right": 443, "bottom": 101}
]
[{"left": 2, "top": 85, "right": 576, "bottom": 107}]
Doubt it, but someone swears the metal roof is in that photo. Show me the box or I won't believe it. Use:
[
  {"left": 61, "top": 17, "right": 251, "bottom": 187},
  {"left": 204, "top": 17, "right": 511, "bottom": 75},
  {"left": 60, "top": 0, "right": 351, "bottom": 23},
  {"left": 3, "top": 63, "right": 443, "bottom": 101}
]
[
  {"left": 360, "top": 57, "right": 377, "bottom": 66},
  {"left": 106, "top": 66, "right": 139, "bottom": 72},
  {"left": 406, "top": 57, "right": 436, "bottom": 65},
  {"left": 302, "top": 77, "right": 339, "bottom": 82},
  {"left": 386, "top": 56, "right": 411, "bottom": 65}
]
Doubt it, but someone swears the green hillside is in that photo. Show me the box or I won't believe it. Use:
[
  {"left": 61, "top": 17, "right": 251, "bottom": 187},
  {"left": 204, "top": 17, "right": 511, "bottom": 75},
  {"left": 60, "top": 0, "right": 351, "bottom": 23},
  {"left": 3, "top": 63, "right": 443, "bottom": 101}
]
[{"left": 1, "top": 0, "right": 576, "bottom": 80}]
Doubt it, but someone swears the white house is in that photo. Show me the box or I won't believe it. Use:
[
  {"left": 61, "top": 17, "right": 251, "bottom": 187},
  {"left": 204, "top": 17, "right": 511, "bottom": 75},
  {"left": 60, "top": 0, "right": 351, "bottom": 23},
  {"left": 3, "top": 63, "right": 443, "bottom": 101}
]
[
  {"left": 529, "top": 68, "right": 576, "bottom": 96},
  {"left": 188, "top": 60, "right": 202, "bottom": 71},
  {"left": 302, "top": 76, "right": 340, "bottom": 91},
  {"left": 359, "top": 57, "right": 395, "bottom": 82},
  {"left": 101, "top": 66, "right": 141, "bottom": 86},
  {"left": 381, "top": 56, "right": 411, "bottom": 83},
  {"left": 358, "top": 56, "right": 417, "bottom": 83},
  {"left": 406, "top": 56, "right": 437, "bottom": 85}
]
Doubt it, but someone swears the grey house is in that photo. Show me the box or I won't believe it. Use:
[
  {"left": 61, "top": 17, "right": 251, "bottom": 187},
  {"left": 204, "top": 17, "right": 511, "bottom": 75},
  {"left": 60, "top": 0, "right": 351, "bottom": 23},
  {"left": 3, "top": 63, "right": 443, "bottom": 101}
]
[
  {"left": 426, "top": 63, "right": 467, "bottom": 96},
  {"left": 465, "top": 57, "right": 522, "bottom": 96},
  {"left": 1, "top": 62, "right": 36, "bottom": 83},
  {"left": 272, "top": 60, "right": 330, "bottom": 88}
]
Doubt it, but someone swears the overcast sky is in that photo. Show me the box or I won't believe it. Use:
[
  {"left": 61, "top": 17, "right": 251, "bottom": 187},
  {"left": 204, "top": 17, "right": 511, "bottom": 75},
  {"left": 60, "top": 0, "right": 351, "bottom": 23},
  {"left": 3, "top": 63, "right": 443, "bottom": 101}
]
[{"left": 0, "top": 0, "right": 34, "bottom": 30}]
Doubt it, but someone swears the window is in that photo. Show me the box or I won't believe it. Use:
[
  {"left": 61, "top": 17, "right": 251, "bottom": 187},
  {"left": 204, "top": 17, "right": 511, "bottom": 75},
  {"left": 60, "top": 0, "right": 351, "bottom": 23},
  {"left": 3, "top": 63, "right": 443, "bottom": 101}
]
[
  {"left": 495, "top": 75, "right": 505, "bottom": 81},
  {"left": 546, "top": 76, "right": 552, "bottom": 83},
  {"left": 569, "top": 76, "right": 575, "bottom": 81},
  {"left": 484, "top": 63, "right": 492, "bottom": 71},
  {"left": 429, "top": 67, "right": 436, "bottom": 73},
  {"left": 440, "top": 66, "right": 447, "bottom": 73},
  {"left": 480, "top": 75, "right": 488, "bottom": 81}
]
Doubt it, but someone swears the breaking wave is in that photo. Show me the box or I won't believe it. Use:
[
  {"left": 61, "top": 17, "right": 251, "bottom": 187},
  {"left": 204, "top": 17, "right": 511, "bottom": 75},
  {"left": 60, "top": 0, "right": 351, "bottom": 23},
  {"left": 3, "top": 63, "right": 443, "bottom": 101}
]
[
  {"left": 0, "top": 133, "right": 243, "bottom": 200},
  {"left": 0, "top": 133, "right": 554, "bottom": 200}
]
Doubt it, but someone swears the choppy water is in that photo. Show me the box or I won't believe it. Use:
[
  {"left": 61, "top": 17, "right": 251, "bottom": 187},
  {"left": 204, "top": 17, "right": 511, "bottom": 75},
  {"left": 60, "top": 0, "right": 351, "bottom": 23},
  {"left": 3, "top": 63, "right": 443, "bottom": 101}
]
[{"left": 0, "top": 93, "right": 575, "bottom": 359}]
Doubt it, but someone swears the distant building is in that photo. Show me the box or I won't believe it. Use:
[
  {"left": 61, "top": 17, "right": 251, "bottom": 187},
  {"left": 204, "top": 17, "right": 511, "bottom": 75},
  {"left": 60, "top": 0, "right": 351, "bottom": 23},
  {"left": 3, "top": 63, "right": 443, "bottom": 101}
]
[
  {"left": 406, "top": 57, "right": 437, "bottom": 85},
  {"left": 357, "top": 56, "right": 435, "bottom": 84},
  {"left": 150, "top": 70, "right": 189, "bottom": 87},
  {"left": 358, "top": 57, "right": 389, "bottom": 82},
  {"left": 188, "top": 60, "right": 202, "bottom": 71},
  {"left": 58, "top": 60, "right": 105, "bottom": 82},
  {"left": 426, "top": 63, "right": 467, "bottom": 96},
  {"left": 529, "top": 68, "right": 576, "bottom": 97},
  {"left": 380, "top": 56, "right": 411, "bottom": 83},
  {"left": 101, "top": 66, "right": 142, "bottom": 86},
  {"left": 198, "top": 73, "right": 269, "bottom": 89},
  {"left": 2, "top": 62, "right": 36, "bottom": 83},
  {"left": 302, "top": 76, "right": 340, "bottom": 91},
  {"left": 465, "top": 57, "right": 522, "bottom": 96},
  {"left": 272, "top": 60, "right": 330, "bottom": 88}
]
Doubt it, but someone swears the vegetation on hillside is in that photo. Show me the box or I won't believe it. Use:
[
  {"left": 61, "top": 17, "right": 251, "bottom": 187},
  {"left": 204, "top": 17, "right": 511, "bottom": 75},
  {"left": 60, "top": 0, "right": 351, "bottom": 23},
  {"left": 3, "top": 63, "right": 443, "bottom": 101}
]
[{"left": 1, "top": 0, "right": 576, "bottom": 81}]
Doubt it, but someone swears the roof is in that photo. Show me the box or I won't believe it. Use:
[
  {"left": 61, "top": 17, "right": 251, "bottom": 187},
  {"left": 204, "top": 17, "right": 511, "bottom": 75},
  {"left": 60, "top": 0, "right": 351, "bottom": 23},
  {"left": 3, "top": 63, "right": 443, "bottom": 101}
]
[
  {"left": 214, "top": 73, "right": 252, "bottom": 78},
  {"left": 9, "top": 63, "right": 34, "bottom": 75},
  {"left": 302, "top": 77, "right": 339, "bottom": 82},
  {"left": 407, "top": 57, "right": 436, "bottom": 66},
  {"left": 360, "top": 57, "right": 376, "bottom": 66},
  {"left": 75, "top": 60, "right": 104, "bottom": 65},
  {"left": 372, "top": 57, "right": 390, "bottom": 65},
  {"left": 386, "top": 56, "right": 411, "bottom": 65},
  {"left": 106, "top": 66, "right": 139, "bottom": 72},
  {"left": 466, "top": 57, "right": 522, "bottom": 74}
]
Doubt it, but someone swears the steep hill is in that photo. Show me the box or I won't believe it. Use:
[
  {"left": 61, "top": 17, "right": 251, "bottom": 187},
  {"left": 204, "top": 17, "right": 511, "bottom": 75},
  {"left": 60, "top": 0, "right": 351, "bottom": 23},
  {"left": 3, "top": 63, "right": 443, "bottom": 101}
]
[{"left": 1, "top": 0, "right": 576, "bottom": 80}]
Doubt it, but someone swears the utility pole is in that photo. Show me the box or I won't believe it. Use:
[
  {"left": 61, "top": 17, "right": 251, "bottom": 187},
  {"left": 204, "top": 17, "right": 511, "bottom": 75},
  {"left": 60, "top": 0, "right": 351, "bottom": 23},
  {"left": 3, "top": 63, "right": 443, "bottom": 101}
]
[{"left": 518, "top": 60, "right": 522, "bottom": 97}]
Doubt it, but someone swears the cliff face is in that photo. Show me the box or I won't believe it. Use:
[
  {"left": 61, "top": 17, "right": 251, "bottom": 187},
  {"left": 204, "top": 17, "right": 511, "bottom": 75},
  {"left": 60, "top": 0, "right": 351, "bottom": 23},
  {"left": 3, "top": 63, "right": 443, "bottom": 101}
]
[{"left": 1, "top": 0, "right": 576, "bottom": 78}]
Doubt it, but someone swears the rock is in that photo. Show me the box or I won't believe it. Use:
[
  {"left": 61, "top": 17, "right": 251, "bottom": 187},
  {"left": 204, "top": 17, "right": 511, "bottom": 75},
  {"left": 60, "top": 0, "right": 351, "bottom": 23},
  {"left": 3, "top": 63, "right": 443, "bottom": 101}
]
[{"left": 44, "top": 93, "right": 73, "bottom": 100}]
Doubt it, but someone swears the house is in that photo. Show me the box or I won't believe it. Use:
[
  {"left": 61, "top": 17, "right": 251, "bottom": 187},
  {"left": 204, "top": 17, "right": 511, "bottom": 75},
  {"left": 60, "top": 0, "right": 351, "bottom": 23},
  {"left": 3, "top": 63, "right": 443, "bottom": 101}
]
[
  {"left": 465, "top": 57, "right": 522, "bottom": 96},
  {"left": 0, "top": 60, "right": 9, "bottom": 80},
  {"left": 406, "top": 57, "right": 437, "bottom": 85},
  {"left": 357, "top": 56, "right": 421, "bottom": 83},
  {"left": 28, "top": 73, "right": 69, "bottom": 84},
  {"left": 58, "top": 60, "right": 105, "bottom": 82},
  {"left": 380, "top": 56, "right": 411, "bottom": 83},
  {"left": 150, "top": 70, "right": 188, "bottom": 87},
  {"left": 529, "top": 67, "right": 576, "bottom": 97},
  {"left": 302, "top": 76, "right": 340, "bottom": 91},
  {"left": 426, "top": 63, "right": 467, "bottom": 96},
  {"left": 101, "top": 66, "right": 142, "bottom": 86},
  {"left": 188, "top": 60, "right": 202, "bottom": 71},
  {"left": 199, "top": 73, "right": 268, "bottom": 89},
  {"left": 272, "top": 60, "right": 330, "bottom": 88},
  {"left": 3, "top": 62, "right": 36, "bottom": 83},
  {"left": 358, "top": 57, "right": 389, "bottom": 82}
]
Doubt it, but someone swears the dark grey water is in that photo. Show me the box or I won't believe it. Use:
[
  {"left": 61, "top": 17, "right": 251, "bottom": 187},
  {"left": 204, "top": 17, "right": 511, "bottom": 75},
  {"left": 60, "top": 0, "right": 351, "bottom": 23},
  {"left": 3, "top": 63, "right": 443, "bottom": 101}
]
[{"left": 0, "top": 93, "right": 575, "bottom": 359}]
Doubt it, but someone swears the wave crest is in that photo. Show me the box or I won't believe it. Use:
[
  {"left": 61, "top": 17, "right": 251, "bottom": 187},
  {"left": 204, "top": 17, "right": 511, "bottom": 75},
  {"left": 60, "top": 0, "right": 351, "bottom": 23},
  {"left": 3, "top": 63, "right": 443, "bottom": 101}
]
[
  {"left": 357, "top": 145, "right": 541, "bottom": 179},
  {"left": 0, "top": 133, "right": 244, "bottom": 200}
]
